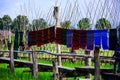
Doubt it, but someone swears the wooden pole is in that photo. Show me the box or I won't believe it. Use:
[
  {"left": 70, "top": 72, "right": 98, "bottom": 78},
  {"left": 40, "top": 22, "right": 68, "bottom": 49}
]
[
  {"left": 85, "top": 50, "right": 91, "bottom": 78},
  {"left": 54, "top": 6, "right": 62, "bottom": 66},
  {"left": 32, "top": 51, "right": 38, "bottom": 78},
  {"left": 53, "top": 59, "right": 59, "bottom": 80},
  {"left": 8, "top": 43, "right": 14, "bottom": 73},
  {"left": 94, "top": 46, "right": 101, "bottom": 80}
]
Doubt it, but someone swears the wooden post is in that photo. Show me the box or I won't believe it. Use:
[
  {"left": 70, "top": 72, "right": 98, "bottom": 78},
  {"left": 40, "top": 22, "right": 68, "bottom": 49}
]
[
  {"left": 32, "top": 51, "right": 38, "bottom": 78},
  {"left": 53, "top": 59, "right": 59, "bottom": 80},
  {"left": 8, "top": 43, "right": 14, "bottom": 73},
  {"left": 85, "top": 50, "right": 91, "bottom": 78},
  {"left": 54, "top": 6, "right": 62, "bottom": 66},
  {"left": 94, "top": 46, "right": 101, "bottom": 80}
]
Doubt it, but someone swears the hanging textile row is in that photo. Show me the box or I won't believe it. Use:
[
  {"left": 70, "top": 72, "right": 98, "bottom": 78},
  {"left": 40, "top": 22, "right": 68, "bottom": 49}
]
[{"left": 27, "top": 26, "right": 119, "bottom": 51}]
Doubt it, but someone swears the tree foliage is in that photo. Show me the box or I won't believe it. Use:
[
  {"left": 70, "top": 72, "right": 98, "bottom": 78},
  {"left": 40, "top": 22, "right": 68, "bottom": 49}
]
[
  {"left": 12, "top": 15, "right": 29, "bottom": 31},
  {"left": 78, "top": 18, "right": 91, "bottom": 30},
  {"left": 61, "top": 20, "right": 72, "bottom": 29},
  {"left": 2, "top": 15, "right": 12, "bottom": 30},
  {"left": 32, "top": 18, "right": 48, "bottom": 30},
  {"left": 0, "top": 18, "right": 3, "bottom": 30},
  {"left": 95, "top": 18, "right": 111, "bottom": 29}
]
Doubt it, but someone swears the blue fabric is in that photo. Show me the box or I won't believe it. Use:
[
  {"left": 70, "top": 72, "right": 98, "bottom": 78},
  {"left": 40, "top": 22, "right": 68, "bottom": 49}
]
[
  {"left": 86, "top": 30, "right": 94, "bottom": 50},
  {"left": 94, "top": 30, "right": 101, "bottom": 47},
  {"left": 66, "top": 29, "right": 73, "bottom": 48},
  {"left": 118, "top": 28, "right": 120, "bottom": 44},
  {"left": 101, "top": 30, "right": 109, "bottom": 50}
]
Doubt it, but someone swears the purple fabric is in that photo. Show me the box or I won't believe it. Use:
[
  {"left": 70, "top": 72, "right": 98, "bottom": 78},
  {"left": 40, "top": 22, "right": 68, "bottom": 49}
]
[
  {"left": 86, "top": 30, "right": 94, "bottom": 50},
  {"left": 67, "top": 29, "right": 73, "bottom": 48}
]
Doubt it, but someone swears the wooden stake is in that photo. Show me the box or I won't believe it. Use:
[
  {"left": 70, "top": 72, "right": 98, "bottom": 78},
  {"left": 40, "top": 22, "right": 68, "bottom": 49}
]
[
  {"left": 54, "top": 6, "right": 62, "bottom": 66},
  {"left": 32, "top": 51, "right": 38, "bottom": 78},
  {"left": 8, "top": 43, "right": 14, "bottom": 73},
  {"left": 94, "top": 46, "right": 101, "bottom": 80},
  {"left": 53, "top": 59, "right": 59, "bottom": 80}
]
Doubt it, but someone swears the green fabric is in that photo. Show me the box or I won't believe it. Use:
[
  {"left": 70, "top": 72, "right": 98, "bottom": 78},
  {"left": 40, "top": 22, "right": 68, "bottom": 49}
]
[
  {"left": 62, "top": 29, "right": 67, "bottom": 45},
  {"left": 14, "top": 31, "right": 19, "bottom": 59}
]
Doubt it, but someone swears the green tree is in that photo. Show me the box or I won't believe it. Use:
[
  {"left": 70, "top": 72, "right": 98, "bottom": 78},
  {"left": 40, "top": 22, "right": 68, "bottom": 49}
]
[
  {"left": 78, "top": 18, "right": 91, "bottom": 30},
  {"left": 12, "top": 15, "right": 29, "bottom": 31},
  {"left": 32, "top": 18, "right": 48, "bottom": 30},
  {"left": 95, "top": 18, "right": 111, "bottom": 29},
  {"left": 0, "top": 18, "right": 3, "bottom": 30},
  {"left": 61, "top": 20, "right": 73, "bottom": 29},
  {"left": 2, "top": 15, "right": 12, "bottom": 30}
]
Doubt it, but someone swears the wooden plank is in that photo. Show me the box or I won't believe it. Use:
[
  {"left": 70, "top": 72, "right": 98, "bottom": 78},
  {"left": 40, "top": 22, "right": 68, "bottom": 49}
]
[{"left": 94, "top": 46, "right": 101, "bottom": 80}]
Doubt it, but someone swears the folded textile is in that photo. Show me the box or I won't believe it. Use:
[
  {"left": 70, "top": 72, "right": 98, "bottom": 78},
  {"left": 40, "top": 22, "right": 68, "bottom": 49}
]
[
  {"left": 109, "top": 29, "right": 117, "bottom": 50},
  {"left": 118, "top": 28, "right": 120, "bottom": 44},
  {"left": 19, "top": 31, "right": 24, "bottom": 46},
  {"left": 101, "top": 30, "right": 109, "bottom": 50},
  {"left": 72, "top": 30, "right": 80, "bottom": 50},
  {"left": 62, "top": 29, "right": 67, "bottom": 45},
  {"left": 86, "top": 30, "right": 94, "bottom": 50},
  {"left": 94, "top": 30, "right": 102, "bottom": 47},
  {"left": 28, "top": 31, "right": 37, "bottom": 47},
  {"left": 79, "top": 30, "right": 87, "bottom": 49},
  {"left": 55, "top": 28, "right": 62, "bottom": 44},
  {"left": 14, "top": 31, "right": 19, "bottom": 59},
  {"left": 67, "top": 29, "right": 73, "bottom": 48}
]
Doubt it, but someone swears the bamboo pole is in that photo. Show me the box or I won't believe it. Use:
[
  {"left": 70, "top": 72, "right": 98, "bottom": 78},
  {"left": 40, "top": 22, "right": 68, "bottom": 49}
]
[{"left": 94, "top": 46, "right": 101, "bottom": 80}]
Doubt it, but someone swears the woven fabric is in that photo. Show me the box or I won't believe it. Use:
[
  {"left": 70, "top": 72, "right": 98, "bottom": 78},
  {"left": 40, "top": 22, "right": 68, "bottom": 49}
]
[
  {"left": 109, "top": 29, "right": 117, "bottom": 50},
  {"left": 62, "top": 29, "right": 67, "bottom": 45},
  {"left": 28, "top": 31, "right": 36, "bottom": 47},
  {"left": 101, "top": 30, "right": 109, "bottom": 50},
  {"left": 66, "top": 29, "right": 73, "bottom": 48},
  {"left": 79, "top": 30, "right": 87, "bottom": 49},
  {"left": 86, "top": 30, "right": 94, "bottom": 50}
]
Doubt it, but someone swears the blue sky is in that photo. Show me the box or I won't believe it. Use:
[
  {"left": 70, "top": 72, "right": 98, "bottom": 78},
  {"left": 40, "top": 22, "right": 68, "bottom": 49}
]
[{"left": 0, "top": 0, "right": 120, "bottom": 28}]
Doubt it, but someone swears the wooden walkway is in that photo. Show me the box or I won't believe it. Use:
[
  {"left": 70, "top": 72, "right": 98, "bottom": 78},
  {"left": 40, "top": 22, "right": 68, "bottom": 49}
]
[{"left": 0, "top": 57, "right": 114, "bottom": 78}]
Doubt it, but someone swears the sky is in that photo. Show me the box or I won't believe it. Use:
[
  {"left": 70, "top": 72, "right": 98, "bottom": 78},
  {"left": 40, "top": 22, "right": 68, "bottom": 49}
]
[{"left": 0, "top": 0, "right": 120, "bottom": 28}]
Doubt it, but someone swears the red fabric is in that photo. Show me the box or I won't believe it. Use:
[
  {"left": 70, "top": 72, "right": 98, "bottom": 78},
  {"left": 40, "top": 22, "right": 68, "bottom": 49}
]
[
  {"left": 36, "top": 29, "right": 44, "bottom": 46},
  {"left": 79, "top": 30, "right": 87, "bottom": 49},
  {"left": 48, "top": 26, "right": 55, "bottom": 43},
  {"left": 72, "top": 30, "right": 80, "bottom": 50},
  {"left": 55, "top": 27, "right": 62, "bottom": 44}
]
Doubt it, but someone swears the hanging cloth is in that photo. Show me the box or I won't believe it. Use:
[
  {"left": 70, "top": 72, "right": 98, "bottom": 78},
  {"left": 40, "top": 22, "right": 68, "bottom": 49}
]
[
  {"left": 55, "top": 27, "right": 62, "bottom": 44},
  {"left": 72, "top": 30, "right": 80, "bottom": 50},
  {"left": 79, "top": 30, "right": 87, "bottom": 49},
  {"left": 101, "top": 30, "right": 109, "bottom": 50},
  {"left": 86, "top": 30, "right": 94, "bottom": 50},
  {"left": 66, "top": 29, "right": 73, "bottom": 48},
  {"left": 14, "top": 31, "right": 19, "bottom": 59},
  {"left": 118, "top": 28, "right": 120, "bottom": 44},
  {"left": 48, "top": 26, "right": 55, "bottom": 42},
  {"left": 36, "top": 29, "right": 44, "bottom": 46},
  {"left": 94, "top": 30, "right": 102, "bottom": 47},
  {"left": 19, "top": 31, "right": 24, "bottom": 46},
  {"left": 28, "top": 31, "right": 36, "bottom": 47},
  {"left": 62, "top": 29, "right": 67, "bottom": 45},
  {"left": 109, "top": 29, "right": 117, "bottom": 50}
]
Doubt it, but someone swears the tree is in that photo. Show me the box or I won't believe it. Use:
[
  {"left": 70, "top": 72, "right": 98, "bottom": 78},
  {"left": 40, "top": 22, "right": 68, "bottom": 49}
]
[
  {"left": 61, "top": 20, "right": 72, "bottom": 29},
  {"left": 12, "top": 15, "right": 29, "bottom": 31},
  {"left": 2, "top": 15, "right": 12, "bottom": 30},
  {"left": 0, "top": 18, "right": 3, "bottom": 30},
  {"left": 78, "top": 18, "right": 91, "bottom": 30},
  {"left": 32, "top": 18, "right": 48, "bottom": 30},
  {"left": 95, "top": 18, "right": 111, "bottom": 29}
]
